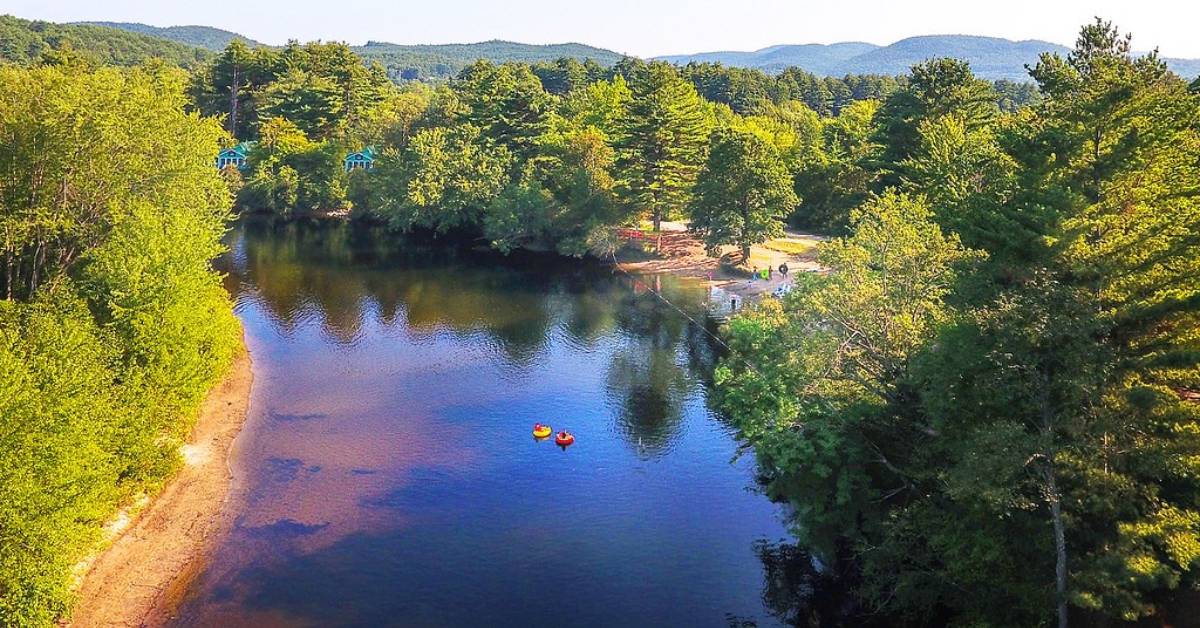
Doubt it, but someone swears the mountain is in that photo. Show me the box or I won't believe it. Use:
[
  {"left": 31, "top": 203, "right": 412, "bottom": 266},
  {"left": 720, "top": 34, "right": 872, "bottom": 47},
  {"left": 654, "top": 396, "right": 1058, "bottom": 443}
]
[
  {"left": 73, "top": 22, "right": 261, "bottom": 51},
  {"left": 352, "top": 40, "right": 626, "bottom": 80},
  {"left": 839, "top": 35, "right": 1070, "bottom": 81},
  {"left": 657, "top": 34, "right": 1200, "bottom": 81},
  {"left": 658, "top": 42, "right": 879, "bottom": 76},
  {"left": 52, "top": 21, "right": 627, "bottom": 80},
  {"left": 0, "top": 14, "right": 210, "bottom": 67}
]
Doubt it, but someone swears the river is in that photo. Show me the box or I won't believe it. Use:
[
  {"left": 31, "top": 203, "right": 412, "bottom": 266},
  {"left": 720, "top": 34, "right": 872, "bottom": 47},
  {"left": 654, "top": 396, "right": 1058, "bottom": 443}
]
[{"left": 170, "top": 218, "right": 810, "bottom": 627}]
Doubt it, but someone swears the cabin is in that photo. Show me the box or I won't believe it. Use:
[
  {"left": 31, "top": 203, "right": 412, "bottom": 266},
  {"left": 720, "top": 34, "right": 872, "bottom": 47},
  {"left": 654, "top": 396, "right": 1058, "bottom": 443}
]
[
  {"left": 215, "top": 142, "right": 253, "bottom": 170},
  {"left": 344, "top": 147, "right": 376, "bottom": 173}
]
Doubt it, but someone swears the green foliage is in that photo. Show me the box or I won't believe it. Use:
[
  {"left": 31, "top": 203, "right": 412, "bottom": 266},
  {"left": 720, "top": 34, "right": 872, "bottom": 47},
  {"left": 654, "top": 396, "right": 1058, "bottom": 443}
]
[
  {"left": 456, "top": 61, "right": 555, "bottom": 161},
  {"left": 189, "top": 40, "right": 393, "bottom": 141},
  {"left": 488, "top": 122, "right": 623, "bottom": 256},
  {"left": 560, "top": 76, "right": 632, "bottom": 138},
  {"left": 237, "top": 118, "right": 348, "bottom": 216},
  {"left": 0, "top": 63, "right": 237, "bottom": 626},
  {"left": 680, "top": 62, "right": 902, "bottom": 116},
  {"left": 374, "top": 123, "right": 512, "bottom": 232},
  {"left": 260, "top": 68, "right": 346, "bottom": 139},
  {"left": 689, "top": 126, "right": 797, "bottom": 259},
  {"left": 718, "top": 192, "right": 978, "bottom": 552},
  {"left": 531, "top": 57, "right": 607, "bottom": 95},
  {"left": 872, "top": 58, "right": 999, "bottom": 184},
  {"left": 788, "top": 99, "right": 880, "bottom": 232},
  {"left": 899, "top": 113, "right": 1020, "bottom": 253}
]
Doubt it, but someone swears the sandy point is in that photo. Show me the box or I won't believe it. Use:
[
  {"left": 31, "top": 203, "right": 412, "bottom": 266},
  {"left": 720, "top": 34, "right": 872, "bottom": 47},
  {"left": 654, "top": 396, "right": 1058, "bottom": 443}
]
[{"left": 68, "top": 339, "right": 254, "bottom": 627}]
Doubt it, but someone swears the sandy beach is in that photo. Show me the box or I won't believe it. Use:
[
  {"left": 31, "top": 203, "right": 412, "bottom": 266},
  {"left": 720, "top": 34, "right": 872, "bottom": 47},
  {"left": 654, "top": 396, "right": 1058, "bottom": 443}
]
[
  {"left": 613, "top": 222, "right": 825, "bottom": 301},
  {"left": 68, "top": 342, "right": 254, "bottom": 627}
]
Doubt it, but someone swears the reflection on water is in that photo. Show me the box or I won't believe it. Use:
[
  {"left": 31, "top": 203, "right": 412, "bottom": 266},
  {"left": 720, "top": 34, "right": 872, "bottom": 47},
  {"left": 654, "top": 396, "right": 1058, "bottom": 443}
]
[{"left": 177, "top": 218, "right": 794, "bottom": 627}]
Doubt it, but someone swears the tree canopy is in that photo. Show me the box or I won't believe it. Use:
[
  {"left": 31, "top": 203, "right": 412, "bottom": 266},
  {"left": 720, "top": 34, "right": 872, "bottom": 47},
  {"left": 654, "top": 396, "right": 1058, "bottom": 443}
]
[
  {"left": 0, "top": 63, "right": 239, "bottom": 626},
  {"left": 718, "top": 19, "right": 1200, "bottom": 627}
]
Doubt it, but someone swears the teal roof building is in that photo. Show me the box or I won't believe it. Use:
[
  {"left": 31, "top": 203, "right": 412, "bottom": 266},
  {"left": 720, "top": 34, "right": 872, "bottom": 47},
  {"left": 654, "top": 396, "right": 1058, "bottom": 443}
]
[
  {"left": 216, "top": 142, "right": 254, "bottom": 170},
  {"left": 344, "top": 147, "right": 376, "bottom": 173}
]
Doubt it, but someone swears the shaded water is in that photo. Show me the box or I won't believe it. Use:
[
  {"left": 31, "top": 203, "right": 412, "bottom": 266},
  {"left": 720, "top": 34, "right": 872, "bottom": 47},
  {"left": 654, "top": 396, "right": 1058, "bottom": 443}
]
[{"left": 173, "top": 219, "right": 818, "bottom": 627}]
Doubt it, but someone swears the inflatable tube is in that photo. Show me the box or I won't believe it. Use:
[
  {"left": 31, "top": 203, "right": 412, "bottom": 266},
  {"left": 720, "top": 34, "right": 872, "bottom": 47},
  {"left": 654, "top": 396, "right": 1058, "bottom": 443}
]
[
  {"left": 555, "top": 431, "right": 575, "bottom": 447},
  {"left": 533, "top": 424, "right": 552, "bottom": 439}
]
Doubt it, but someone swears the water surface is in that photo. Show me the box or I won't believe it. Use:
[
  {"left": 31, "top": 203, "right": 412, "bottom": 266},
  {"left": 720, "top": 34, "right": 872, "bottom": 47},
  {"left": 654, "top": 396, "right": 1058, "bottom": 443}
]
[{"left": 175, "top": 219, "right": 801, "bottom": 627}]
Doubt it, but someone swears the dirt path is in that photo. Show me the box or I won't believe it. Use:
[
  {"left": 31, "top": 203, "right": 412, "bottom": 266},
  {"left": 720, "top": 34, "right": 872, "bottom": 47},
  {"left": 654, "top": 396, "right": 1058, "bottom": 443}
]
[{"left": 69, "top": 342, "right": 254, "bottom": 628}]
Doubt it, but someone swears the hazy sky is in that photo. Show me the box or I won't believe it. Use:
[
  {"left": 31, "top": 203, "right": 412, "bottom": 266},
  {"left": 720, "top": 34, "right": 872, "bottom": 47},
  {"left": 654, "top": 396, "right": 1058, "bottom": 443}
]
[{"left": 7, "top": 0, "right": 1200, "bottom": 58}]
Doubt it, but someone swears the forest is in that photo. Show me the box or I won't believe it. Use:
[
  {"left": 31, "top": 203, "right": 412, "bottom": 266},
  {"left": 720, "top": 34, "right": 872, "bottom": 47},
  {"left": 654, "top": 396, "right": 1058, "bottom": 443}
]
[
  {"left": 190, "top": 38, "right": 1033, "bottom": 257},
  {"left": 717, "top": 20, "right": 1200, "bottom": 628},
  {"left": 1, "top": 11, "right": 1199, "bottom": 627}
]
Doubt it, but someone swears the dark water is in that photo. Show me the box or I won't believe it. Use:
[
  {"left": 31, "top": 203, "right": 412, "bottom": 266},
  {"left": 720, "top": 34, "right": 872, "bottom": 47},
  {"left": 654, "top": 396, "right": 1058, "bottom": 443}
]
[{"left": 172, "top": 219, "right": 815, "bottom": 627}]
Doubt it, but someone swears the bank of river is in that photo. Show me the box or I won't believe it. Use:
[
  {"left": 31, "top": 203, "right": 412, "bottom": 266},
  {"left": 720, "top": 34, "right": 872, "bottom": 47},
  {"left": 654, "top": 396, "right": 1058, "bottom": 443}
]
[{"left": 69, "top": 342, "right": 254, "bottom": 627}]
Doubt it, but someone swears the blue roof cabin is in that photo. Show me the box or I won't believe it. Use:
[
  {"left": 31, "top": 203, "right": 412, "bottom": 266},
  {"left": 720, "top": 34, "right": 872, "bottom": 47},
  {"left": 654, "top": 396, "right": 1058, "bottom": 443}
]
[
  {"left": 216, "top": 142, "right": 253, "bottom": 170},
  {"left": 344, "top": 147, "right": 376, "bottom": 173}
]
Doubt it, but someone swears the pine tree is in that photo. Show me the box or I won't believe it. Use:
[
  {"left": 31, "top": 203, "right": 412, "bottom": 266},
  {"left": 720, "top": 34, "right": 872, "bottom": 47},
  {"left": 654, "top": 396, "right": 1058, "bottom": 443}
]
[{"left": 616, "top": 62, "right": 712, "bottom": 230}]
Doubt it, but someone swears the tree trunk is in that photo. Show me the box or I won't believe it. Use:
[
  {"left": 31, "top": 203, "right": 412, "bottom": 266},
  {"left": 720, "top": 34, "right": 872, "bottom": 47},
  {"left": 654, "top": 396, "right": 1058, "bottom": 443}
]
[
  {"left": 652, "top": 209, "right": 661, "bottom": 232},
  {"left": 1046, "top": 463, "right": 1069, "bottom": 628},
  {"left": 741, "top": 202, "right": 751, "bottom": 267},
  {"left": 1039, "top": 372, "right": 1068, "bottom": 628},
  {"left": 228, "top": 64, "right": 240, "bottom": 138}
]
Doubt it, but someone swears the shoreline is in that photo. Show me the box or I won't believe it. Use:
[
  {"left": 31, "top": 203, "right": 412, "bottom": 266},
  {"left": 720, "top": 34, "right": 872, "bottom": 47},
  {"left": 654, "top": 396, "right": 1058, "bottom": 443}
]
[{"left": 68, "top": 338, "right": 254, "bottom": 627}]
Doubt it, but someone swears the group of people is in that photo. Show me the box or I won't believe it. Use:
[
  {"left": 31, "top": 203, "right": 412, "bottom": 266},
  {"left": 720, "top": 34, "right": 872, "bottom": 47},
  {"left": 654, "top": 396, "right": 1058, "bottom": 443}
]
[
  {"left": 725, "top": 263, "right": 793, "bottom": 312},
  {"left": 750, "top": 263, "right": 789, "bottom": 281}
]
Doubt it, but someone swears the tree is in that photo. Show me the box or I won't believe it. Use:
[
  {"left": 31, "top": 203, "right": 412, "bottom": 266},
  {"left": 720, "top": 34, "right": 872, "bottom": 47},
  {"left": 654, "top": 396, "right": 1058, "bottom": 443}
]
[
  {"left": 689, "top": 127, "right": 798, "bottom": 261},
  {"left": 984, "top": 19, "right": 1200, "bottom": 625},
  {"left": 237, "top": 117, "right": 347, "bottom": 216},
  {"left": 899, "top": 113, "right": 1019, "bottom": 254},
  {"left": 190, "top": 41, "right": 280, "bottom": 139},
  {"left": 717, "top": 191, "right": 980, "bottom": 560},
  {"left": 456, "top": 60, "right": 554, "bottom": 162},
  {"left": 616, "top": 62, "right": 712, "bottom": 230},
  {"left": 789, "top": 99, "right": 880, "bottom": 233},
  {"left": 871, "top": 58, "right": 999, "bottom": 185},
  {"left": 259, "top": 68, "right": 345, "bottom": 140},
  {"left": 560, "top": 76, "right": 632, "bottom": 139},
  {"left": 374, "top": 124, "right": 512, "bottom": 233}
]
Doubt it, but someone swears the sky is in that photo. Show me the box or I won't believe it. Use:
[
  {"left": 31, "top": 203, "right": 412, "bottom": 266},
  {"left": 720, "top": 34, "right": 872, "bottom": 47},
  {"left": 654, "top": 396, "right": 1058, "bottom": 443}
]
[{"left": 7, "top": 0, "right": 1200, "bottom": 58}]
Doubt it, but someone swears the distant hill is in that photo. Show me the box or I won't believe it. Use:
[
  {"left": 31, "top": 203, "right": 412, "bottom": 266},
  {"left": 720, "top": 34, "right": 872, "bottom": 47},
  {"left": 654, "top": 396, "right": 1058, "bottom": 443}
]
[
  {"left": 841, "top": 36, "right": 1071, "bottom": 81},
  {"left": 47, "top": 21, "right": 627, "bottom": 80},
  {"left": 0, "top": 15, "right": 209, "bottom": 67},
  {"left": 657, "top": 34, "right": 1200, "bottom": 81},
  {"left": 658, "top": 42, "right": 879, "bottom": 76},
  {"left": 73, "top": 21, "right": 261, "bottom": 51},
  {"left": 352, "top": 40, "right": 626, "bottom": 80},
  {"left": 13, "top": 18, "right": 1197, "bottom": 84}
]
